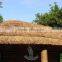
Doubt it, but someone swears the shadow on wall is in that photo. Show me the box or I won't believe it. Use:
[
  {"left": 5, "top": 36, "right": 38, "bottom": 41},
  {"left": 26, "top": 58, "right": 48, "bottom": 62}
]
[{"left": 0, "top": 44, "right": 61, "bottom": 62}]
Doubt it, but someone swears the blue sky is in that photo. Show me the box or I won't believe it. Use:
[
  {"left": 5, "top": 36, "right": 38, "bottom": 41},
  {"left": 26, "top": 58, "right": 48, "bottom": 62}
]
[{"left": 0, "top": 0, "right": 62, "bottom": 22}]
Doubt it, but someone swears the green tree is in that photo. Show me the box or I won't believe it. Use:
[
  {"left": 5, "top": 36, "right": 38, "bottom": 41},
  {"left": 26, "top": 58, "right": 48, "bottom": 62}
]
[
  {"left": 0, "top": 1, "right": 3, "bottom": 22},
  {"left": 0, "top": 15, "right": 3, "bottom": 23},
  {"left": 33, "top": 3, "right": 62, "bottom": 27}
]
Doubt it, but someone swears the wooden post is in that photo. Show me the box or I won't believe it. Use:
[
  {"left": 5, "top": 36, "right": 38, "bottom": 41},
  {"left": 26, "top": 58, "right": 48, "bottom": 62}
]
[{"left": 41, "top": 49, "right": 48, "bottom": 62}]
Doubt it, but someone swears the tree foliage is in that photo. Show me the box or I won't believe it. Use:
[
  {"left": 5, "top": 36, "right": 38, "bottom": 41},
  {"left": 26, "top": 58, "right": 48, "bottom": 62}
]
[
  {"left": 33, "top": 3, "right": 62, "bottom": 27},
  {"left": 0, "top": 1, "right": 3, "bottom": 22},
  {"left": 0, "top": 1, "right": 3, "bottom": 8},
  {"left": 0, "top": 15, "right": 3, "bottom": 23}
]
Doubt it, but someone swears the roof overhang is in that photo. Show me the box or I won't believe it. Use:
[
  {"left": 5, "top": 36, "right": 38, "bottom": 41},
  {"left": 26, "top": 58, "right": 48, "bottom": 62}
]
[{"left": 0, "top": 36, "right": 62, "bottom": 45}]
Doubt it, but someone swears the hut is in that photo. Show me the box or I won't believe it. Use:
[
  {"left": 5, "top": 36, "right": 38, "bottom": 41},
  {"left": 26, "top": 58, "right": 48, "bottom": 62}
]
[{"left": 0, "top": 20, "right": 62, "bottom": 62}]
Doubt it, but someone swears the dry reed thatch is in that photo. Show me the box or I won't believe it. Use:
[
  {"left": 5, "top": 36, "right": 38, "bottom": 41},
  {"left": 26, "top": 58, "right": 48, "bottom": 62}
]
[
  {"left": 0, "top": 20, "right": 62, "bottom": 45},
  {"left": 0, "top": 36, "right": 62, "bottom": 45}
]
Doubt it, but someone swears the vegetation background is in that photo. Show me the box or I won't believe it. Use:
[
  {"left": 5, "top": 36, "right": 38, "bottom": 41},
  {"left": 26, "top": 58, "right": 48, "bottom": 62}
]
[
  {"left": 33, "top": 2, "right": 62, "bottom": 28},
  {"left": 0, "top": 1, "right": 3, "bottom": 22}
]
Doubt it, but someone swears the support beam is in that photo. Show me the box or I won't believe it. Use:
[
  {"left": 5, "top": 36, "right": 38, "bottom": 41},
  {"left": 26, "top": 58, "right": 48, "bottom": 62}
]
[{"left": 41, "top": 49, "right": 48, "bottom": 62}]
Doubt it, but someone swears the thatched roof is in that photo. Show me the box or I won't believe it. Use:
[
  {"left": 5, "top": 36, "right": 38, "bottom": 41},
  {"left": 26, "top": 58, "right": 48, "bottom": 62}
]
[{"left": 0, "top": 20, "right": 62, "bottom": 45}]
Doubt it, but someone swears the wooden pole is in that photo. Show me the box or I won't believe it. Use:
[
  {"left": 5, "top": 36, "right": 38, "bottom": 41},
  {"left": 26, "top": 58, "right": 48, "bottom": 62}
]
[{"left": 41, "top": 49, "right": 48, "bottom": 62}]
